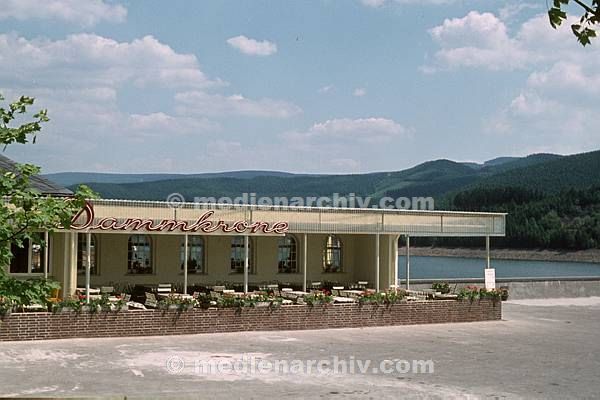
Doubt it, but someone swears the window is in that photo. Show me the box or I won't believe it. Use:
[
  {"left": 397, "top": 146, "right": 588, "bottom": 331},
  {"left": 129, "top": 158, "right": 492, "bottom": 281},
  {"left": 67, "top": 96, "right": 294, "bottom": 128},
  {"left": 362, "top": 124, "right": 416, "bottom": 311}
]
[
  {"left": 181, "top": 236, "right": 205, "bottom": 274},
  {"left": 230, "top": 236, "right": 253, "bottom": 273},
  {"left": 9, "top": 233, "right": 49, "bottom": 275},
  {"left": 77, "top": 233, "right": 98, "bottom": 275},
  {"left": 127, "top": 234, "right": 153, "bottom": 274},
  {"left": 278, "top": 235, "right": 298, "bottom": 273},
  {"left": 323, "top": 235, "right": 342, "bottom": 273}
]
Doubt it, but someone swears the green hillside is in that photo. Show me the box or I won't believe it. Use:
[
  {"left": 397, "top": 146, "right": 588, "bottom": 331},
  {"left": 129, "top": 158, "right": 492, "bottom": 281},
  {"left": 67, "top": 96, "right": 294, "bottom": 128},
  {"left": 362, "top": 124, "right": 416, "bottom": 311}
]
[
  {"left": 65, "top": 149, "right": 600, "bottom": 250},
  {"left": 470, "top": 150, "right": 600, "bottom": 193}
]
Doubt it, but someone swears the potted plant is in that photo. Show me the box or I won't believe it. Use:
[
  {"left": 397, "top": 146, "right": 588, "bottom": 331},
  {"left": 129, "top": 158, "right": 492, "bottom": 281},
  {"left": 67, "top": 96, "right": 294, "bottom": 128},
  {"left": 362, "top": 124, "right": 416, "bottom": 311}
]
[
  {"left": 431, "top": 282, "right": 451, "bottom": 294},
  {"left": 180, "top": 297, "right": 197, "bottom": 311},
  {"left": 499, "top": 286, "right": 509, "bottom": 301},
  {"left": 0, "top": 296, "right": 13, "bottom": 317},
  {"left": 254, "top": 294, "right": 272, "bottom": 308},
  {"left": 55, "top": 297, "right": 81, "bottom": 313},
  {"left": 114, "top": 298, "right": 129, "bottom": 312}
]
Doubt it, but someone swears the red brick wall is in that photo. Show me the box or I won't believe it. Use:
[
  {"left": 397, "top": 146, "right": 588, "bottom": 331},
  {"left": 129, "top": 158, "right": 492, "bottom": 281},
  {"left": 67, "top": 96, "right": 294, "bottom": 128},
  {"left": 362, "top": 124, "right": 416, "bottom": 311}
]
[{"left": 0, "top": 300, "right": 501, "bottom": 342}]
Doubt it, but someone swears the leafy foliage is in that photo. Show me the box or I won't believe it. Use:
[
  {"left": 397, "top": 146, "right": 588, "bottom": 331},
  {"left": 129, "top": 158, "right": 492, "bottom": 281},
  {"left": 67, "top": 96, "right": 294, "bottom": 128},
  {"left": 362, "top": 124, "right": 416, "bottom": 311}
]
[
  {"left": 421, "top": 186, "right": 600, "bottom": 250},
  {"left": 0, "top": 93, "right": 96, "bottom": 276},
  {"left": 548, "top": 0, "right": 600, "bottom": 45},
  {"left": 0, "top": 278, "right": 60, "bottom": 311}
]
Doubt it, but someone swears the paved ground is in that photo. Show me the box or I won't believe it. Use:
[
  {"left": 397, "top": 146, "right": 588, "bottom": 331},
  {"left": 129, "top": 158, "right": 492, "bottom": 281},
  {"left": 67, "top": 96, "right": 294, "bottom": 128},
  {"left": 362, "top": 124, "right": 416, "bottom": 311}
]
[{"left": 1, "top": 299, "right": 600, "bottom": 399}]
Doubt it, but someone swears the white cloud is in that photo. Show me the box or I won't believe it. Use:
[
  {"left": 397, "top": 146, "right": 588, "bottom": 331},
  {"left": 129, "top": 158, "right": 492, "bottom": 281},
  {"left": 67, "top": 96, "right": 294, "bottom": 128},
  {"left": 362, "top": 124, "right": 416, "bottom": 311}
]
[
  {"left": 318, "top": 85, "right": 333, "bottom": 94},
  {"left": 128, "top": 113, "right": 219, "bottom": 136},
  {"left": 428, "top": 10, "right": 600, "bottom": 154},
  {"left": 286, "top": 117, "right": 410, "bottom": 144},
  {"left": 174, "top": 91, "right": 301, "bottom": 119},
  {"left": 360, "top": 0, "right": 386, "bottom": 7},
  {"left": 0, "top": 33, "right": 221, "bottom": 89},
  {"left": 353, "top": 87, "right": 367, "bottom": 97},
  {"left": 0, "top": 31, "right": 301, "bottom": 172},
  {"left": 498, "top": 2, "right": 540, "bottom": 21},
  {"left": 0, "top": 0, "right": 126, "bottom": 26},
  {"left": 426, "top": 12, "right": 592, "bottom": 72},
  {"left": 226, "top": 35, "right": 277, "bottom": 56},
  {"left": 427, "top": 11, "right": 530, "bottom": 71},
  {"left": 360, "top": 0, "right": 455, "bottom": 7}
]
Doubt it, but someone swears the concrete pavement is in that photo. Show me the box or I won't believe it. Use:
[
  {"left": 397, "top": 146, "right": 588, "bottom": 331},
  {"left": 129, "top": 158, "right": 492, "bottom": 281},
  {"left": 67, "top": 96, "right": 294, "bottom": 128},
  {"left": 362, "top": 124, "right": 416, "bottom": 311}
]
[{"left": 1, "top": 298, "right": 600, "bottom": 399}]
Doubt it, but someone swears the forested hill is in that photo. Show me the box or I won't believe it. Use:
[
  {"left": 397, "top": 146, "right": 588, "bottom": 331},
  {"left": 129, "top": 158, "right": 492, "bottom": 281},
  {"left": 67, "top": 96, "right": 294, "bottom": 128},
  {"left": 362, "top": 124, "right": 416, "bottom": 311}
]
[
  {"left": 60, "top": 149, "right": 600, "bottom": 250},
  {"left": 64, "top": 152, "right": 568, "bottom": 201}
]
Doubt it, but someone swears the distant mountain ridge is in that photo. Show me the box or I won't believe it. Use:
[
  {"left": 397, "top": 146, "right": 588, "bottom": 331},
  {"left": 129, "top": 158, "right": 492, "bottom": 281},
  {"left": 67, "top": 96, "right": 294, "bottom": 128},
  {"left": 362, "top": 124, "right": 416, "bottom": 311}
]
[
  {"left": 44, "top": 170, "right": 316, "bottom": 186},
  {"left": 54, "top": 151, "right": 600, "bottom": 202}
]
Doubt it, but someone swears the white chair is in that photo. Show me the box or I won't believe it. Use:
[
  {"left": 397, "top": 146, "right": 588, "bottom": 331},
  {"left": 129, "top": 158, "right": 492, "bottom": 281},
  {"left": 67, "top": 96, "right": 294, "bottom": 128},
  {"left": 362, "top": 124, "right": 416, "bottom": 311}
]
[
  {"left": 157, "top": 283, "right": 172, "bottom": 295},
  {"left": 332, "top": 286, "right": 344, "bottom": 296},
  {"left": 100, "top": 286, "right": 114, "bottom": 295},
  {"left": 212, "top": 285, "right": 226, "bottom": 292},
  {"left": 145, "top": 292, "right": 158, "bottom": 308}
]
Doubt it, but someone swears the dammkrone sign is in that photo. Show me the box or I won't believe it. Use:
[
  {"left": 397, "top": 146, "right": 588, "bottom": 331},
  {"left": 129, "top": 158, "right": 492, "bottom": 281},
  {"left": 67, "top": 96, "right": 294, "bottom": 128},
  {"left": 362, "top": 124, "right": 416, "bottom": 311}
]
[{"left": 70, "top": 202, "right": 289, "bottom": 235}]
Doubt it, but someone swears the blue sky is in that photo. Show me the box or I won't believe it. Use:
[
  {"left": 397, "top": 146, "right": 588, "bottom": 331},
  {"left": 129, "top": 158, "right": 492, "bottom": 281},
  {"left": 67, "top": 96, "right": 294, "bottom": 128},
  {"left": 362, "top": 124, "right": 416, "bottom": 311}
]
[{"left": 1, "top": 0, "right": 598, "bottom": 173}]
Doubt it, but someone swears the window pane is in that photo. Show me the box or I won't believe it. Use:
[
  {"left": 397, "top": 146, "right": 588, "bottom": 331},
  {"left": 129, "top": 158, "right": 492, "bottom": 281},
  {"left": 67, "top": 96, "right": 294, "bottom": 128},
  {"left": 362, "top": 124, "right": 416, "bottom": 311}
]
[
  {"left": 77, "top": 234, "right": 97, "bottom": 275},
  {"left": 230, "top": 236, "right": 252, "bottom": 273},
  {"left": 278, "top": 236, "right": 297, "bottom": 273},
  {"left": 31, "top": 242, "right": 43, "bottom": 274},
  {"left": 9, "top": 242, "right": 28, "bottom": 274},
  {"left": 128, "top": 235, "right": 152, "bottom": 274},
  {"left": 323, "top": 235, "right": 342, "bottom": 273},
  {"left": 181, "top": 236, "right": 205, "bottom": 274}
]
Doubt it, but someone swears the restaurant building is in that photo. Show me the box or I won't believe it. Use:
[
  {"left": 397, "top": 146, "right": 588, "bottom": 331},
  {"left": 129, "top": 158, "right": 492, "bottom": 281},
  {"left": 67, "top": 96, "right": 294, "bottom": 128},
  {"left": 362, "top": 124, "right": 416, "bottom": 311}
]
[{"left": 7, "top": 194, "right": 506, "bottom": 297}]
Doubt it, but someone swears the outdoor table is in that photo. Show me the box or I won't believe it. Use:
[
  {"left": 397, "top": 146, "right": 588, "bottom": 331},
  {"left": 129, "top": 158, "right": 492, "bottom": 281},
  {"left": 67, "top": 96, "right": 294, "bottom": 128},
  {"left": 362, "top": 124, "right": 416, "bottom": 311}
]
[
  {"left": 341, "top": 290, "right": 364, "bottom": 297},
  {"left": 156, "top": 293, "right": 193, "bottom": 300},
  {"left": 289, "top": 291, "right": 308, "bottom": 296},
  {"left": 76, "top": 287, "right": 100, "bottom": 294}
]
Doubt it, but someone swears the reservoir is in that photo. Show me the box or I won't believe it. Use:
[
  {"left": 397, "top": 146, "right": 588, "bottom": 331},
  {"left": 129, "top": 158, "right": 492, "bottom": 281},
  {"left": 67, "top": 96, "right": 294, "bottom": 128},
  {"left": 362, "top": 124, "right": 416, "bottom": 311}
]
[{"left": 397, "top": 256, "right": 600, "bottom": 279}]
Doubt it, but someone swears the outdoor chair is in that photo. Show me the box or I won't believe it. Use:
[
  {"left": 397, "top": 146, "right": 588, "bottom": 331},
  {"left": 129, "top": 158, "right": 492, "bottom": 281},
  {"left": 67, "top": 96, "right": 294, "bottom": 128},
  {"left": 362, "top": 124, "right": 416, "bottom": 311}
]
[
  {"left": 333, "top": 296, "right": 356, "bottom": 303},
  {"left": 144, "top": 292, "right": 159, "bottom": 309},
  {"left": 350, "top": 281, "right": 368, "bottom": 290},
  {"left": 100, "top": 286, "right": 115, "bottom": 295},
  {"left": 210, "top": 291, "right": 223, "bottom": 300},
  {"left": 157, "top": 283, "right": 172, "bottom": 295},
  {"left": 212, "top": 285, "right": 226, "bottom": 292},
  {"left": 310, "top": 281, "right": 322, "bottom": 289},
  {"left": 331, "top": 286, "right": 345, "bottom": 296}
]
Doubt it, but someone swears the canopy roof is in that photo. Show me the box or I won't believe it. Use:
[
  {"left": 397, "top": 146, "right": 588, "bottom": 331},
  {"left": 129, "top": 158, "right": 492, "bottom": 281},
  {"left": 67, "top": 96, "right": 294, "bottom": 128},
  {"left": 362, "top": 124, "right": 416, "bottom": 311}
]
[{"left": 70, "top": 199, "right": 507, "bottom": 237}]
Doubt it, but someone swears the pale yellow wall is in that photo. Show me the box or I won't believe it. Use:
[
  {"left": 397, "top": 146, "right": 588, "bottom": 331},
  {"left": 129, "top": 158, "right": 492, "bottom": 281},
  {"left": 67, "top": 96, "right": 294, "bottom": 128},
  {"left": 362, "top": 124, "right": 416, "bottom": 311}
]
[{"left": 69, "top": 232, "right": 397, "bottom": 290}]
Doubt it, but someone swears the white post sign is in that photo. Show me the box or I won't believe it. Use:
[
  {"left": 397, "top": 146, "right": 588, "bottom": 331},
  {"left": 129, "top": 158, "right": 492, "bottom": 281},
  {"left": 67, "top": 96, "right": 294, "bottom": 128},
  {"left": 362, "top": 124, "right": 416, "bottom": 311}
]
[{"left": 484, "top": 268, "right": 496, "bottom": 290}]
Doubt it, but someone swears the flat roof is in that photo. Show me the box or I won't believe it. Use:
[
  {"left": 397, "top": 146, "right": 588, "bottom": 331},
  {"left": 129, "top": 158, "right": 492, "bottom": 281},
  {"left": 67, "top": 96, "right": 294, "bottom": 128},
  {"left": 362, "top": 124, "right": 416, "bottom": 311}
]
[{"left": 69, "top": 198, "right": 506, "bottom": 237}]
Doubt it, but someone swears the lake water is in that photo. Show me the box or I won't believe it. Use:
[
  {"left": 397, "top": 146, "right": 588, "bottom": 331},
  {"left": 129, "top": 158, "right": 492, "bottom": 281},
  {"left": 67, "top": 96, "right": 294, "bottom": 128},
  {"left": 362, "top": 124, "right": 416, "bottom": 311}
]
[{"left": 397, "top": 256, "right": 600, "bottom": 279}]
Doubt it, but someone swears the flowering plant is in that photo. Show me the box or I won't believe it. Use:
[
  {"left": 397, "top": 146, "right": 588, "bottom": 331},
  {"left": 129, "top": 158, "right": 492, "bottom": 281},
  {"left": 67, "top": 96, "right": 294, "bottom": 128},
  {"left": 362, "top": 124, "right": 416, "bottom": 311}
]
[{"left": 305, "top": 292, "right": 333, "bottom": 306}]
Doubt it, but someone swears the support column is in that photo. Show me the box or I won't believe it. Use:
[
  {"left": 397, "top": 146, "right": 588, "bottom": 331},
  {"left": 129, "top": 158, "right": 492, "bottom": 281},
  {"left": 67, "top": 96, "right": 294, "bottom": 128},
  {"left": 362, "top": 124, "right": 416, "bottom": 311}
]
[
  {"left": 85, "top": 232, "right": 91, "bottom": 304},
  {"left": 405, "top": 235, "right": 410, "bottom": 290},
  {"left": 303, "top": 233, "right": 308, "bottom": 292},
  {"left": 375, "top": 234, "right": 380, "bottom": 292},
  {"left": 394, "top": 235, "right": 399, "bottom": 290},
  {"left": 62, "top": 232, "right": 78, "bottom": 299},
  {"left": 243, "top": 235, "right": 249, "bottom": 294},
  {"left": 485, "top": 236, "right": 491, "bottom": 269},
  {"left": 43, "top": 231, "right": 49, "bottom": 279},
  {"left": 183, "top": 234, "right": 189, "bottom": 295}
]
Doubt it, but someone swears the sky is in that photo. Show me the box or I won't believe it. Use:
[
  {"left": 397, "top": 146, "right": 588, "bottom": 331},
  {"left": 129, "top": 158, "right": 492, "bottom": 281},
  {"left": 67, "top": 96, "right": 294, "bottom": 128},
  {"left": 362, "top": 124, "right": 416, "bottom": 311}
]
[{"left": 1, "top": 0, "right": 598, "bottom": 174}]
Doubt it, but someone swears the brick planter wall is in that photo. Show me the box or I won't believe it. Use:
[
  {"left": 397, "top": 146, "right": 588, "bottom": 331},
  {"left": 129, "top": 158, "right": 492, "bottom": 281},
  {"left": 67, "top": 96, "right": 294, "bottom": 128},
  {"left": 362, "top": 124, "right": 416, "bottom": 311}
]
[{"left": 0, "top": 300, "right": 501, "bottom": 342}]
